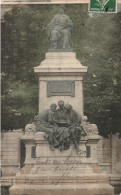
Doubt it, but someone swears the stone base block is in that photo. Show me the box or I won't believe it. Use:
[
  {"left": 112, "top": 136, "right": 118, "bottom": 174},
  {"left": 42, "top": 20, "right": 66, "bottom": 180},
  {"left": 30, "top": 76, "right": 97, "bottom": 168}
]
[
  {"left": 9, "top": 184, "right": 114, "bottom": 195},
  {"left": 34, "top": 52, "right": 88, "bottom": 115},
  {"left": 1, "top": 176, "right": 14, "bottom": 186},
  {"left": 36, "top": 143, "right": 87, "bottom": 158},
  {"left": 14, "top": 174, "right": 109, "bottom": 185}
]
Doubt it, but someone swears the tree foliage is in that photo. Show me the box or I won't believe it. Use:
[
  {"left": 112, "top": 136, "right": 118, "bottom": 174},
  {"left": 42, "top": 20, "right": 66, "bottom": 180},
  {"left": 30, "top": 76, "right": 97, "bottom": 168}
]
[{"left": 1, "top": 4, "right": 121, "bottom": 136}]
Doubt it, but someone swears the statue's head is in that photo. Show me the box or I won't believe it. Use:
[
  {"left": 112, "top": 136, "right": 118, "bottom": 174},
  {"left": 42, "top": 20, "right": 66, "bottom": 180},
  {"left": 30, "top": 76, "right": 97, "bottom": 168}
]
[
  {"left": 50, "top": 103, "right": 57, "bottom": 111},
  {"left": 58, "top": 100, "right": 65, "bottom": 109},
  {"left": 59, "top": 5, "right": 65, "bottom": 14},
  {"left": 65, "top": 104, "right": 72, "bottom": 112}
]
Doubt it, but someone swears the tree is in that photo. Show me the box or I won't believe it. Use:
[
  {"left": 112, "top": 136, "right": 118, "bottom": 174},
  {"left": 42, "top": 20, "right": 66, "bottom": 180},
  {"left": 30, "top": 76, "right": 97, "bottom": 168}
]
[{"left": 82, "top": 12, "right": 121, "bottom": 136}]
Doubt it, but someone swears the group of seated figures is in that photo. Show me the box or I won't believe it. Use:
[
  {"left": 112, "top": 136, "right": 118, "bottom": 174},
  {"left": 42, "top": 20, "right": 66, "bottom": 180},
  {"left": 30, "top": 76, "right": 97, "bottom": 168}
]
[{"left": 34, "top": 100, "right": 85, "bottom": 151}]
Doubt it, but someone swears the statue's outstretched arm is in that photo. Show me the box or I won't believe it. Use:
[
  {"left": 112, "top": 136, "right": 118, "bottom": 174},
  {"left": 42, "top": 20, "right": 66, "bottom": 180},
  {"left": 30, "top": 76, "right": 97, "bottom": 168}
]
[{"left": 45, "top": 15, "right": 57, "bottom": 30}]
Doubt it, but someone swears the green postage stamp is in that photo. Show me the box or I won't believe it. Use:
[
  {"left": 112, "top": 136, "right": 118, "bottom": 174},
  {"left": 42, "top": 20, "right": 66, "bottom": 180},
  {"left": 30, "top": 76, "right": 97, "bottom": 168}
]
[{"left": 89, "top": 0, "right": 116, "bottom": 13}]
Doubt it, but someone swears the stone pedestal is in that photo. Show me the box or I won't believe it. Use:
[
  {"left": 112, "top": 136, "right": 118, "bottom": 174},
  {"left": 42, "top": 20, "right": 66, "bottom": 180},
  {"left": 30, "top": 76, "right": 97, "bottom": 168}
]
[
  {"left": 9, "top": 132, "right": 114, "bottom": 195},
  {"left": 34, "top": 52, "right": 87, "bottom": 115},
  {"left": 9, "top": 52, "right": 114, "bottom": 195}
]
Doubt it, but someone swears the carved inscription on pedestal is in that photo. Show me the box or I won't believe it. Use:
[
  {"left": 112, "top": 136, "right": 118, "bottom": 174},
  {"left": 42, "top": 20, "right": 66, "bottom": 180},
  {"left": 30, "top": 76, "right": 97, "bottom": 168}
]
[{"left": 47, "top": 81, "right": 75, "bottom": 97}]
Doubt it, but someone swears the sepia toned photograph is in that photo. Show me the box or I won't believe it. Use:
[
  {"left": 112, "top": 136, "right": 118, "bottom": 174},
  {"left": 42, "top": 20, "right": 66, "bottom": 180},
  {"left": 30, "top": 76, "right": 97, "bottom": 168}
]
[{"left": 1, "top": 2, "right": 121, "bottom": 195}]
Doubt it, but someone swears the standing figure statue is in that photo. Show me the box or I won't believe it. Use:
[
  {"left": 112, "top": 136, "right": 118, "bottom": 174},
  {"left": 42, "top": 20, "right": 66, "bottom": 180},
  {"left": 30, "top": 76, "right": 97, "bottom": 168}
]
[{"left": 44, "top": 5, "right": 73, "bottom": 50}]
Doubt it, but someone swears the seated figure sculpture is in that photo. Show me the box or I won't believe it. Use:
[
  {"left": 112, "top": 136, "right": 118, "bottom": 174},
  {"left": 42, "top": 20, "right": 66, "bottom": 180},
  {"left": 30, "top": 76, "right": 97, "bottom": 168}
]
[
  {"left": 44, "top": 5, "right": 73, "bottom": 50},
  {"left": 34, "top": 101, "right": 84, "bottom": 152},
  {"left": 65, "top": 104, "right": 83, "bottom": 151},
  {"left": 55, "top": 100, "right": 70, "bottom": 150},
  {"left": 34, "top": 103, "right": 59, "bottom": 151}
]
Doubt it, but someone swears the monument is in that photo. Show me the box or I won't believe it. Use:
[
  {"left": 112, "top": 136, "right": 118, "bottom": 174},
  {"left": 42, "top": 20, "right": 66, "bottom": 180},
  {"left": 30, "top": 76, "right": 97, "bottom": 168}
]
[{"left": 9, "top": 5, "right": 114, "bottom": 195}]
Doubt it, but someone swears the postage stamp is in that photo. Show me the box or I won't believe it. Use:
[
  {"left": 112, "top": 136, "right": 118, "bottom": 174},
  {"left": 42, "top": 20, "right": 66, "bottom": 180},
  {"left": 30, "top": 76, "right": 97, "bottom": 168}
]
[{"left": 89, "top": 0, "right": 117, "bottom": 13}]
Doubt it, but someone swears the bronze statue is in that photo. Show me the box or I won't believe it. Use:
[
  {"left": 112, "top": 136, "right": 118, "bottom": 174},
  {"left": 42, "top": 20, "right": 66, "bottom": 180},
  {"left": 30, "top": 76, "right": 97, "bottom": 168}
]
[
  {"left": 44, "top": 5, "right": 73, "bottom": 50},
  {"left": 55, "top": 100, "right": 70, "bottom": 150},
  {"left": 65, "top": 104, "right": 83, "bottom": 151},
  {"left": 34, "top": 101, "right": 83, "bottom": 152},
  {"left": 34, "top": 104, "right": 58, "bottom": 151},
  {"left": 55, "top": 100, "right": 66, "bottom": 123}
]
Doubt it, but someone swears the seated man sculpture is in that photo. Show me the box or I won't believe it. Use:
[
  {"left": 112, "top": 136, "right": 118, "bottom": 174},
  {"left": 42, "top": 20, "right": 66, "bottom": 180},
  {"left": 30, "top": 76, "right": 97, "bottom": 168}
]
[
  {"left": 64, "top": 104, "right": 83, "bottom": 151},
  {"left": 34, "top": 104, "right": 58, "bottom": 151},
  {"left": 55, "top": 100, "right": 70, "bottom": 150},
  {"left": 44, "top": 5, "right": 73, "bottom": 50}
]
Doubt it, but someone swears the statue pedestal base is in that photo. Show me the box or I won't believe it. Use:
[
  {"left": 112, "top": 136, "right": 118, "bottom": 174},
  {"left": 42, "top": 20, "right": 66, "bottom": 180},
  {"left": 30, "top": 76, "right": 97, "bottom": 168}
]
[{"left": 9, "top": 132, "right": 114, "bottom": 195}]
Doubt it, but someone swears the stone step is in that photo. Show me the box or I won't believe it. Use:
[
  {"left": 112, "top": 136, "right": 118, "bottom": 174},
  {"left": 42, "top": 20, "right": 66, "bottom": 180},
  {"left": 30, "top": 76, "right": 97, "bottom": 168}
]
[
  {"left": 14, "top": 174, "right": 109, "bottom": 185},
  {"left": 9, "top": 183, "right": 114, "bottom": 195}
]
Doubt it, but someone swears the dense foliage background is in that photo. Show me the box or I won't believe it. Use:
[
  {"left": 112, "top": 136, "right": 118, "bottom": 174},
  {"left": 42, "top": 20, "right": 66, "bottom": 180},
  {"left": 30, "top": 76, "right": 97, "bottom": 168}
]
[{"left": 1, "top": 4, "right": 121, "bottom": 137}]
